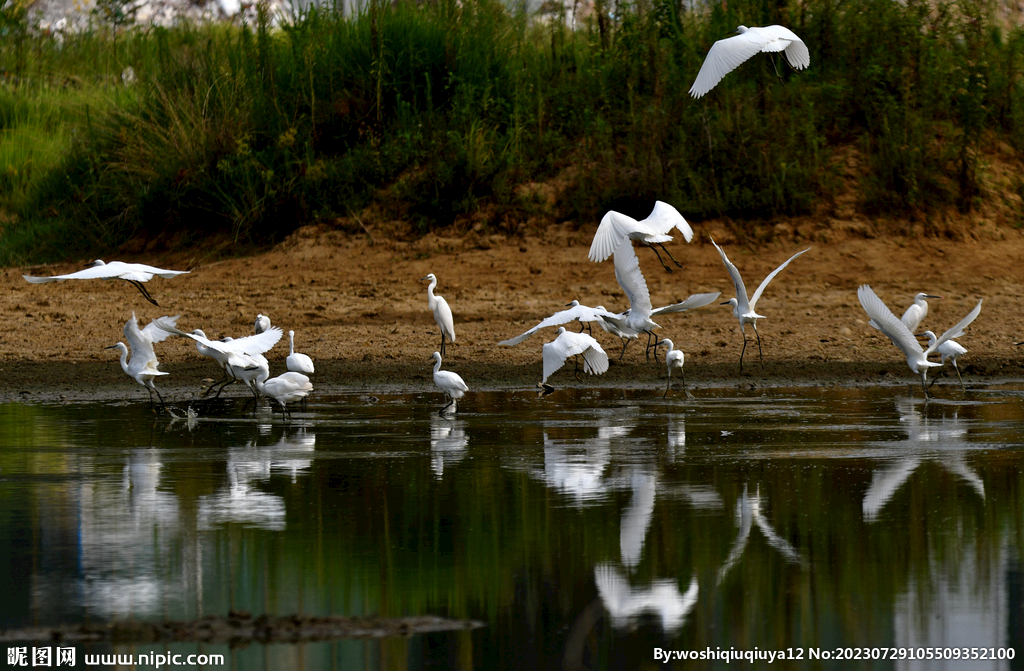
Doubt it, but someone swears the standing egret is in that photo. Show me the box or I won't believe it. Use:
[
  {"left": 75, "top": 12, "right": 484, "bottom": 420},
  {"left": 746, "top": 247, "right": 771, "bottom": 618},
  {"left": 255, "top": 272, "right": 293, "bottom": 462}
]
[
  {"left": 254, "top": 314, "right": 271, "bottom": 334},
  {"left": 919, "top": 299, "right": 982, "bottom": 391},
  {"left": 106, "top": 312, "right": 180, "bottom": 407},
  {"left": 689, "top": 25, "right": 810, "bottom": 99},
  {"left": 711, "top": 238, "right": 810, "bottom": 372},
  {"left": 158, "top": 324, "right": 283, "bottom": 398},
  {"left": 858, "top": 285, "right": 982, "bottom": 396},
  {"left": 900, "top": 293, "right": 942, "bottom": 334},
  {"left": 430, "top": 351, "right": 469, "bottom": 415},
  {"left": 500, "top": 301, "right": 618, "bottom": 346},
  {"left": 23, "top": 259, "right": 189, "bottom": 306},
  {"left": 286, "top": 331, "right": 315, "bottom": 374},
  {"left": 256, "top": 371, "right": 313, "bottom": 419},
  {"left": 540, "top": 327, "right": 609, "bottom": 392},
  {"left": 422, "top": 273, "right": 455, "bottom": 356},
  {"left": 656, "top": 339, "right": 691, "bottom": 399},
  {"left": 589, "top": 201, "right": 694, "bottom": 272}
]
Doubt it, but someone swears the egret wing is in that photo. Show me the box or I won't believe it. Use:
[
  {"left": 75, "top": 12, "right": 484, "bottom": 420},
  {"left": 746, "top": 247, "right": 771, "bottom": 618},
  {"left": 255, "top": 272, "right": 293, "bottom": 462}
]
[
  {"left": 580, "top": 339, "right": 609, "bottom": 376},
  {"left": 222, "top": 326, "right": 284, "bottom": 355},
  {"left": 22, "top": 265, "right": 121, "bottom": 282},
  {"left": 141, "top": 315, "right": 181, "bottom": 345},
  {"left": 710, "top": 238, "right": 750, "bottom": 313},
  {"left": 748, "top": 247, "right": 810, "bottom": 311},
  {"left": 926, "top": 299, "right": 982, "bottom": 356},
  {"left": 644, "top": 201, "right": 693, "bottom": 242},
  {"left": 589, "top": 210, "right": 640, "bottom": 262},
  {"left": 690, "top": 30, "right": 775, "bottom": 99},
  {"left": 128, "top": 262, "right": 189, "bottom": 279},
  {"left": 500, "top": 303, "right": 615, "bottom": 346},
  {"left": 652, "top": 292, "right": 722, "bottom": 316},
  {"left": 612, "top": 240, "right": 653, "bottom": 320},
  {"left": 858, "top": 285, "right": 925, "bottom": 360},
  {"left": 542, "top": 331, "right": 586, "bottom": 383}
]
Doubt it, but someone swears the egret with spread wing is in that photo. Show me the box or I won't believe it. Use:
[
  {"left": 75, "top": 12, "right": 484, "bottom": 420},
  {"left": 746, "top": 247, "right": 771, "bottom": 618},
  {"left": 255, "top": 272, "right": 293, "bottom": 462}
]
[
  {"left": 540, "top": 327, "right": 609, "bottom": 392},
  {"left": 500, "top": 300, "right": 617, "bottom": 346},
  {"left": 589, "top": 201, "right": 694, "bottom": 272},
  {"left": 689, "top": 25, "right": 810, "bottom": 99},
  {"left": 106, "top": 312, "right": 181, "bottom": 407},
  {"left": 712, "top": 238, "right": 809, "bottom": 372},
  {"left": 23, "top": 260, "right": 189, "bottom": 306}
]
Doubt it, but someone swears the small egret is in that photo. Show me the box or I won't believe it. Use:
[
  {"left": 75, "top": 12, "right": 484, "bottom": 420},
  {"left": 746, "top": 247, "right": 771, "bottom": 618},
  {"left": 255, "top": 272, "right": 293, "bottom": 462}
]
[
  {"left": 430, "top": 351, "right": 469, "bottom": 415},
  {"left": 689, "top": 25, "right": 810, "bottom": 99},
  {"left": 105, "top": 312, "right": 181, "bottom": 407},
  {"left": 254, "top": 314, "right": 271, "bottom": 334},
  {"left": 900, "top": 293, "right": 942, "bottom": 334},
  {"left": 540, "top": 327, "right": 609, "bottom": 392},
  {"left": 858, "top": 285, "right": 982, "bottom": 396},
  {"left": 158, "top": 324, "right": 282, "bottom": 398},
  {"left": 589, "top": 201, "right": 694, "bottom": 271},
  {"left": 286, "top": 330, "right": 315, "bottom": 374},
  {"left": 256, "top": 371, "right": 313, "bottom": 419},
  {"left": 23, "top": 259, "right": 189, "bottom": 306},
  {"left": 919, "top": 299, "right": 982, "bottom": 391},
  {"left": 656, "top": 339, "right": 691, "bottom": 399},
  {"left": 422, "top": 273, "right": 456, "bottom": 356},
  {"left": 711, "top": 238, "right": 810, "bottom": 371},
  {"left": 500, "top": 300, "right": 617, "bottom": 346}
]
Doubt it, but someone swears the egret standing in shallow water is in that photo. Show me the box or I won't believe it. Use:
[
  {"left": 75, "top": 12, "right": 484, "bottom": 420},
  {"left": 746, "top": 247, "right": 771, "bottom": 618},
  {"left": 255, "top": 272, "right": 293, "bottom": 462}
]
[
  {"left": 540, "top": 327, "right": 609, "bottom": 392},
  {"left": 430, "top": 352, "right": 468, "bottom": 415},
  {"left": 901, "top": 293, "right": 942, "bottom": 334},
  {"left": 689, "top": 25, "right": 810, "bottom": 98},
  {"left": 422, "top": 273, "right": 455, "bottom": 356},
  {"left": 256, "top": 371, "right": 313, "bottom": 419},
  {"left": 656, "top": 339, "right": 691, "bottom": 398},
  {"left": 711, "top": 239, "right": 810, "bottom": 372},
  {"left": 858, "top": 285, "right": 982, "bottom": 397},
  {"left": 286, "top": 331, "right": 314, "bottom": 374},
  {"left": 106, "top": 312, "right": 181, "bottom": 407},
  {"left": 23, "top": 260, "right": 189, "bottom": 306},
  {"left": 920, "top": 330, "right": 971, "bottom": 391}
]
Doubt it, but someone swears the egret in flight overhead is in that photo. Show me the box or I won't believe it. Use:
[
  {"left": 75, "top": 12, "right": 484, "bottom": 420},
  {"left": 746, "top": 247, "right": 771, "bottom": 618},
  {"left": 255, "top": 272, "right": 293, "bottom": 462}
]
[
  {"left": 689, "top": 25, "right": 810, "bottom": 98},
  {"left": 106, "top": 312, "right": 181, "bottom": 407},
  {"left": 712, "top": 239, "right": 810, "bottom": 371},
  {"left": 589, "top": 201, "right": 694, "bottom": 272},
  {"left": 422, "top": 273, "right": 455, "bottom": 356},
  {"left": 900, "top": 293, "right": 942, "bottom": 334},
  {"left": 430, "top": 351, "right": 469, "bottom": 415},
  {"left": 540, "top": 327, "right": 609, "bottom": 392},
  {"left": 500, "top": 300, "right": 617, "bottom": 346},
  {"left": 23, "top": 260, "right": 189, "bottom": 306},
  {"left": 858, "top": 285, "right": 982, "bottom": 396}
]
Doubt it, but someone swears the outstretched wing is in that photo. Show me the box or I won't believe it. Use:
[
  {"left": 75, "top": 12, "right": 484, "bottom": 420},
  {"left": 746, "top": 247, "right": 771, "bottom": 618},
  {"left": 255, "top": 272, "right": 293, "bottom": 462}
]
[
  {"left": 749, "top": 247, "right": 810, "bottom": 312},
  {"left": 690, "top": 25, "right": 808, "bottom": 98},
  {"left": 22, "top": 264, "right": 121, "bottom": 282},
  {"left": 141, "top": 315, "right": 181, "bottom": 345},
  {"left": 500, "top": 303, "right": 615, "bottom": 346},
  {"left": 711, "top": 238, "right": 750, "bottom": 313},
  {"left": 652, "top": 292, "right": 722, "bottom": 316},
  {"left": 643, "top": 201, "right": 693, "bottom": 242},
  {"left": 926, "top": 299, "right": 983, "bottom": 356},
  {"left": 858, "top": 285, "right": 925, "bottom": 361},
  {"left": 613, "top": 240, "right": 652, "bottom": 321}
]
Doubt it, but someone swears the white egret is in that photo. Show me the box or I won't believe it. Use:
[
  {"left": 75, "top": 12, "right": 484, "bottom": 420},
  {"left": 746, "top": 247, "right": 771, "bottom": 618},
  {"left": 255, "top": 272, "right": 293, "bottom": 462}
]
[
  {"left": 158, "top": 324, "right": 282, "bottom": 398},
  {"left": 597, "top": 293, "right": 720, "bottom": 362},
  {"left": 589, "top": 201, "right": 694, "bottom": 271},
  {"left": 920, "top": 297, "right": 982, "bottom": 391},
  {"left": 857, "top": 285, "right": 982, "bottom": 396},
  {"left": 900, "top": 293, "right": 942, "bottom": 333},
  {"left": 254, "top": 314, "right": 271, "bottom": 334},
  {"left": 255, "top": 371, "right": 313, "bottom": 419},
  {"left": 500, "top": 300, "right": 617, "bottom": 346},
  {"left": 689, "top": 25, "right": 810, "bottom": 99},
  {"left": 23, "top": 259, "right": 189, "bottom": 306},
  {"left": 105, "top": 312, "right": 181, "bottom": 407},
  {"left": 711, "top": 238, "right": 810, "bottom": 371},
  {"left": 422, "top": 273, "right": 455, "bottom": 356},
  {"left": 430, "top": 351, "right": 469, "bottom": 415},
  {"left": 655, "top": 338, "right": 691, "bottom": 399},
  {"left": 540, "top": 327, "right": 609, "bottom": 392},
  {"left": 286, "top": 330, "right": 315, "bottom": 374}
]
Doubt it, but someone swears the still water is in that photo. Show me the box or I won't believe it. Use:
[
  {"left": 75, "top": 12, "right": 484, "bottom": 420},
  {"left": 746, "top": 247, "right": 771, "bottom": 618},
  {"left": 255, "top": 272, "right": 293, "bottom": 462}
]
[{"left": 1, "top": 386, "right": 1023, "bottom": 669}]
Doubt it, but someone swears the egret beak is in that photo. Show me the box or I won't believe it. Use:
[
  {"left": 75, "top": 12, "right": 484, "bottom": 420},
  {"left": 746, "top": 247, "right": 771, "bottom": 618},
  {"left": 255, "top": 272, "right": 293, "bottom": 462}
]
[
  {"left": 420, "top": 275, "right": 431, "bottom": 282},
  {"left": 926, "top": 295, "right": 943, "bottom": 299},
  {"left": 719, "top": 300, "right": 731, "bottom": 305},
  {"left": 1015, "top": 341, "right": 1024, "bottom": 346},
  {"left": 103, "top": 344, "right": 118, "bottom": 349}
]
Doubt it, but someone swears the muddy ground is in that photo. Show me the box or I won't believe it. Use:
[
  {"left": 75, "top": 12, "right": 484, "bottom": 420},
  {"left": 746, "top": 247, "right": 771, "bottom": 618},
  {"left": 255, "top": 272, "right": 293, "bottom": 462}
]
[{"left": 5, "top": 220, "right": 1024, "bottom": 404}]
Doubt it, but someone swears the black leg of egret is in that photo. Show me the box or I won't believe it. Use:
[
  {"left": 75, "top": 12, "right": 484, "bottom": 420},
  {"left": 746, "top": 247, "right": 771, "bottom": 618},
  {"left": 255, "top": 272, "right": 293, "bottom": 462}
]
[
  {"left": 953, "top": 361, "right": 966, "bottom": 391},
  {"left": 619, "top": 338, "right": 630, "bottom": 362},
  {"left": 739, "top": 337, "right": 748, "bottom": 373},
  {"left": 658, "top": 243, "right": 684, "bottom": 268},
  {"left": 682, "top": 368, "right": 694, "bottom": 399},
  {"left": 648, "top": 246, "right": 673, "bottom": 274},
  {"left": 753, "top": 324, "right": 764, "bottom": 367},
  {"left": 153, "top": 386, "right": 166, "bottom": 410},
  {"left": 573, "top": 356, "right": 581, "bottom": 380},
  {"left": 586, "top": 322, "right": 593, "bottom": 336},
  {"left": 578, "top": 321, "right": 585, "bottom": 333},
  {"left": 126, "top": 279, "right": 160, "bottom": 307},
  {"left": 663, "top": 369, "right": 672, "bottom": 398}
]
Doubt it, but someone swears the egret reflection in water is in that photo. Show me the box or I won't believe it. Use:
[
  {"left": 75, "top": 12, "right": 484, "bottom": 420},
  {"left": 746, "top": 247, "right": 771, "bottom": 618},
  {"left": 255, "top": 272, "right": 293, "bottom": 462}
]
[
  {"left": 717, "top": 484, "right": 805, "bottom": 585},
  {"left": 862, "top": 398, "right": 986, "bottom": 522},
  {"left": 430, "top": 415, "right": 468, "bottom": 479}
]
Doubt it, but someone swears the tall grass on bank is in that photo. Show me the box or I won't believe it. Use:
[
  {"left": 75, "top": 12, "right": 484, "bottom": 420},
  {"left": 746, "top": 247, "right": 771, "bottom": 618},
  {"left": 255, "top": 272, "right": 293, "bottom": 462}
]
[{"left": 1, "top": 0, "right": 1023, "bottom": 263}]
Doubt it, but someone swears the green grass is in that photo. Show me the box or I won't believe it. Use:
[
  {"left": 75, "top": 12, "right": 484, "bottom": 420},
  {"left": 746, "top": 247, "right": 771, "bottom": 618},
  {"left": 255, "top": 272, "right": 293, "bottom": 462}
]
[{"left": 2, "top": 0, "right": 1024, "bottom": 263}]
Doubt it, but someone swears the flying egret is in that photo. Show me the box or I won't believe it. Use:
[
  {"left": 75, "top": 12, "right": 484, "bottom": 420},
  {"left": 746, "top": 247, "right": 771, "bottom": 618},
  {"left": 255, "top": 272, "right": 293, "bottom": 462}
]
[
  {"left": 597, "top": 293, "right": 720, "bottom": 362},
  {"left": 254, "top": 314, "right": 271, "bottom": 334},
  {"left": 23, "top": 259, "right": 189, "bottom": 306},
  {"left": 430, "top": 351, "right": 469, "bottom": 415},
  {"left": 422, "top": 273, "right": 455, "bottom": 356},
  {"left": 656, "top": 339, "right": 691, "bottom": 399},
  {"left": 255, "top": 371, "right": 313, "bottom": 419},
  {"left": 858, "top": 285, "right": 982, "bottom": 396},
  {"left": 900, "top": 293, "right": 942, "bottom": 334},
  {"left": 106, "top": 312, "right": 181, "bottom": 407},
  {"left": 540, "top": 327, "right": 609, "bottom": 392},
  {"left": 689, "top": 25, "right": 810, "bottom": 99},
  {"left": 711, "top": 238, "right": 810, "bottom": 372},
  {"left": 500, "top": 301, "right": 617, "bottom": 346},
  {"left": 919, "top": 299, "right": 982, "bottom": 391},
  {"left": 589, "top": 201, "right": 694, "bottom": 272}
]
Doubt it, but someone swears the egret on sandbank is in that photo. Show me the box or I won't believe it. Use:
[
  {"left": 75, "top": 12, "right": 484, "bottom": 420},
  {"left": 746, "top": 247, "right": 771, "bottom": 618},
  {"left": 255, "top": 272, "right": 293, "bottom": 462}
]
[
  {"left": 919, "top": 330, "right": 971, "bottom": 391},
  {"left": 23, "top": 260, "right": 189, "bottom": 306},
  {"left": 689, "top": 25, "right": 810, "bottom": 99},
  {"left": 422, "top": 273, "right": 455, "bottom": 356},
  {"left": 711, "top": 238, "right": 810, "bottom": 372},
  {"left": 430, "top": 351, "right": 469, "bottom": 415},
  {"left": 286, "top": 330, "right": 315, "bottom": 374},
  {"left": 900, "top": 293, "right": 942, "bottom": 334},
  {"left": 255, "top": 314, "right": 271, "bottom": 334},
  {"left": 858, "top": 285, "right": 982, "bottom": 396},
  {"left": 540, "top": 327, "right": 609, "bottom": 393}
]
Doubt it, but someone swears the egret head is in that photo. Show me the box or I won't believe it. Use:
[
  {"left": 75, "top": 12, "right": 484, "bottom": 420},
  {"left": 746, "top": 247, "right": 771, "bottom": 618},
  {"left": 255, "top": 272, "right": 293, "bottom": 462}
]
[
  {"left": 916, "top": 293, "right": 942, "bottom": 301},
  {"left": 566, "top": 300, "right": 580, "bottom": 307},
  {"left": 288, "top": 330, "right": 295, "bottom": 338},
  {"left": 657, "top": 339, "right": 674, "bottom": 351},
  {"left": 191, "top": 329, "right": 208, "bottom": 338},
  {"left": 720, "top": 298, "right": 738, "bottom": 307},
  {"left": 104, "top": 342, "right": 127, "bottom": 353},
  {"left": 915, "top": 330, "right": 938, "bottom": 345},
  {"left": 430, "top": 351, "right": 442, "bottom": 363},
  {"left": 88, "top": 259, "right": 106, "bottom": 267},
  {"left": 421, "top": 273, "right": 437, "bottom": 283},
  {"left": 555, "top": 327, "right": 567, "bottom": 335},
  {"left": 733, "top": 25, "right": 749, "bottom": 34}
]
